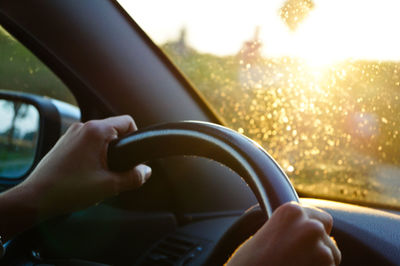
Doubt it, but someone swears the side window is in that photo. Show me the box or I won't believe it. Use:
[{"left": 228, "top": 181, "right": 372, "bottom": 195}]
[
  {"left": 0, "top": 26, "right": 79, "bottom": 180},
  {"left": 0, "top": 26, "right": 76, "bottom": 105}
]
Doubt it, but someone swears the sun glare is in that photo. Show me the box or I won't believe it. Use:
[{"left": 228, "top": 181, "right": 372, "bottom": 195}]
[
  {"left": 288, "top": 0, "right": 400, "bottom": 66},
  {"left": 118, "top": 0, "right": 400, "bottom": 207},
  {"left": 120, "top": 0, "right": 400, "bottom": 65}
]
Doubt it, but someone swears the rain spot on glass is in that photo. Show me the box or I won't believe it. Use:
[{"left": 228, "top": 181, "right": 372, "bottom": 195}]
[{"left": 157, "top": 16, "right": 400, "bottom": 208}]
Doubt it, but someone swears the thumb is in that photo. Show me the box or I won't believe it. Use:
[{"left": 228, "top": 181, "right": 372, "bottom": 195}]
[{"left": 119, "top": 164, "right": 152, "bottom": 191}]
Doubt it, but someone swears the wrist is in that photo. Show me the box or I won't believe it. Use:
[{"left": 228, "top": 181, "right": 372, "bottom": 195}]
[{"left": 0, "top": 183, "right": 44, "bottom": 241}]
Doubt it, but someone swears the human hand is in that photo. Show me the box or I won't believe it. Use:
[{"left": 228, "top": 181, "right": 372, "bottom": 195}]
[
  {"left": 20, "top": 115, "right": 151, "bottom": 218},
  {"left": 227, "top": 202, "right": 341, "bottom": 266}
]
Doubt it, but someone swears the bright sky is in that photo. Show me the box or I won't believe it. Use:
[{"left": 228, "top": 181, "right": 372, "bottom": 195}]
[
  {"left": 118, "top": 0, "right": 400, "bottom": 66},
  {"left": 0, "top": 100, "right": 39, "bottom": 136}
]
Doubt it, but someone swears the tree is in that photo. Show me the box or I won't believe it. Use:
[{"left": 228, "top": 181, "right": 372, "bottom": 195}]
[{"left": 2, "top": 100, "right": 28, "bottom": 150}]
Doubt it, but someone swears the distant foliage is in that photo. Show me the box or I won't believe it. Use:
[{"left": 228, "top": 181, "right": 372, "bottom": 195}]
[
  {"left": 163, "top": 39, "right": 400, "bottom": 207},
  {"left": 0, "top": 26, "right": 76, "bottom": 105}
]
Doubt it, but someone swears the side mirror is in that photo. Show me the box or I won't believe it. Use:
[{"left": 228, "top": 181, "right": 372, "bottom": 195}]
[{"left": 0, "top": 91, "right": 80, "bottom": 186}]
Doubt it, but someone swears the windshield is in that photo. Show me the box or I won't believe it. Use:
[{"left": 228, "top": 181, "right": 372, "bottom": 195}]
[{"left": 119, "top": 0, "right": 400, "bottom": 208}]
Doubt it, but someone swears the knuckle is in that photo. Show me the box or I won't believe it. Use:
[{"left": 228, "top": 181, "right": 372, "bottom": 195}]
[
  {"left": 120, "top": 115, "right": 137, "bottom": 132},
  {"left": 121, "top": 114, "right": 134, "bottom": 123},
  {"left": 82, "top": 120, "right": 103, "bottom": 138},
  {"left": 82, "top": 120, "right": 98, "bottom": 131},
  {"left": 316, "top": 243, "right": 334, "bottom": 265},
  {"left": 276, "top": 202, "right": 304, "bottom": 219},
  {"left": 324, "top": 212, "right": 334, "bottom": 229},
  {"left": 303, "top": 220, "right": 326, "bottom": 237}
]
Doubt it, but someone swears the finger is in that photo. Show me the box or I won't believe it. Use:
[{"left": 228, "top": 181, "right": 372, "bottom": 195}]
[
  {"left": 321, "top": 234, "right": 342, "bottom": 266},
  {"left": 102, "top": 115, "right": 137, "bottom": 137},
  {"left": 135, "top": 164, "right": 152, "bottom": 185},
  {"left": 303, "top": 205, "right": 333, "bottom": 234},
  {"left": 312, "top": 241, "right": 335, "bottom": 266},
  {"left": 118, "top": 164, "right": 152, "bottom": 191}
]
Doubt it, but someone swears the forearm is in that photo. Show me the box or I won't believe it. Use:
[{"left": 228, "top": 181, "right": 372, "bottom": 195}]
[
  {"left": 0, "top": 116, "right": 150, "bottom": 243},
  {"left": 0, "top": 183, "right": 43, "bottom": 242}
]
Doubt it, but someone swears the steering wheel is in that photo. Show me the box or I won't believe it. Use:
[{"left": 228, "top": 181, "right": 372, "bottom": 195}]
[
  {"left": 4, "top": 121, "right": 298, "bottom": 265},
  {"left": 108, "top": 121, "right": 299, "bottom": 263}
]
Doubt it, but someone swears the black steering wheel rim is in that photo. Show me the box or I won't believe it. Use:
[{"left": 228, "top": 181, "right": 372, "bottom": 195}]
[{"left": 108, "top": 121, "right": 298, "bottom": 218}]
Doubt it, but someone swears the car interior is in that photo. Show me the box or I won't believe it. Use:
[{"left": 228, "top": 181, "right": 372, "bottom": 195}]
[{"left": 1, "top": 0, "right": 400, "bottom": 265}]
